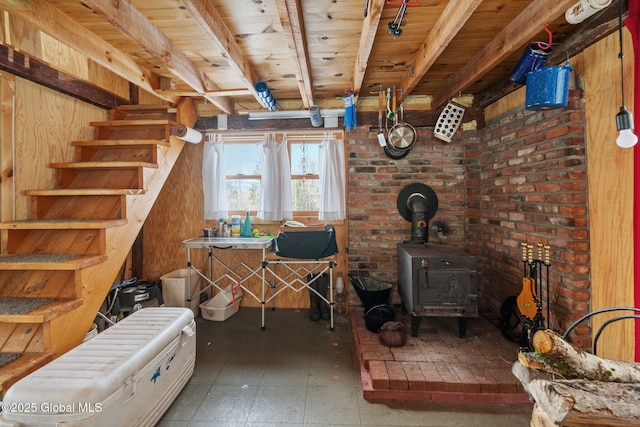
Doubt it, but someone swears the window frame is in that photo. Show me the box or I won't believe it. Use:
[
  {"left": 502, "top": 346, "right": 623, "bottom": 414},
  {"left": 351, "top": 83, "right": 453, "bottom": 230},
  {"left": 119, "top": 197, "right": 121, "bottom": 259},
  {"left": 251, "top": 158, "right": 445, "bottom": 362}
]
[{"left": 223, "top": 133, "right": 329, "bottom": 218}]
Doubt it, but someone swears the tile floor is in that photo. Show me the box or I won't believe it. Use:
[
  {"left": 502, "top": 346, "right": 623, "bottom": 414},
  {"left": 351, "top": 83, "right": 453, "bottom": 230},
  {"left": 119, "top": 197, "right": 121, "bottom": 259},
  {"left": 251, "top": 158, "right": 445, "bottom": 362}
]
[{"left": 158, "top": 307, "right": 533, "bottom": 426}]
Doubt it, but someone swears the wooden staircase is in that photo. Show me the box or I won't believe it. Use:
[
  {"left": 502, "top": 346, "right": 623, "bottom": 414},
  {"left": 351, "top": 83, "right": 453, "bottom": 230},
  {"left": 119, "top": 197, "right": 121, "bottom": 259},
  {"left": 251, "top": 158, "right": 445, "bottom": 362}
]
[{"left": 0, "top": 103, "right": 193, "bottom": 395}]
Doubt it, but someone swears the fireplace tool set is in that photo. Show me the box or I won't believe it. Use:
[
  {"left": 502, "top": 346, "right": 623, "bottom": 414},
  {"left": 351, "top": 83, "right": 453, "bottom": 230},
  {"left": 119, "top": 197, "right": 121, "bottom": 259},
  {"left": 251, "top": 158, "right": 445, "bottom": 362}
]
[{"left": 516, "top": 242, "right": 551, "bottom": 350}]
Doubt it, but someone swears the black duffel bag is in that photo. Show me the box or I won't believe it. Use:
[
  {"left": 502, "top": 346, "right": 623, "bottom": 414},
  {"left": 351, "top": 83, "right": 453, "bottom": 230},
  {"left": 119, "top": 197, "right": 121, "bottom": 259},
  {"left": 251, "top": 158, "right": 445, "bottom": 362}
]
[{"left": 274, "top": 225, "right": 338, "bottom": 259}]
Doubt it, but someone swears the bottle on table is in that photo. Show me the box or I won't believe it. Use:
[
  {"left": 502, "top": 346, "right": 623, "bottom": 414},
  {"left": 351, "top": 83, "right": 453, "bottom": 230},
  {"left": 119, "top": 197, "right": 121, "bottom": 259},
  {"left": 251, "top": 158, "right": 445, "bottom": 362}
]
[{"left": 241, "top": 210, "right": 252, "bottom": 237}]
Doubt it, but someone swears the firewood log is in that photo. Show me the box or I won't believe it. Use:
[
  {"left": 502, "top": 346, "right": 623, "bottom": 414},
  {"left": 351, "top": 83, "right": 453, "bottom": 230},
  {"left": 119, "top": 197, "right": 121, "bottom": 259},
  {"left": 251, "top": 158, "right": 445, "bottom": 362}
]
[
  {"left": 527, "top": 379, "right": 640, "bottom": 426},
  {"left": 523, "top": 329, "right": 640, "bottom": 383}
]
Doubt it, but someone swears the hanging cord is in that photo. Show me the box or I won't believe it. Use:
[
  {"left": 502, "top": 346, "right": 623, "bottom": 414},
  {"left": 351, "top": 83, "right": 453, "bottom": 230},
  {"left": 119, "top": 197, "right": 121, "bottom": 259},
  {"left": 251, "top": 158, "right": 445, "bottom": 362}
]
[
  {"left": 618, "top": 0, "right": 626, "bottom": 108},
  {"left": 103, "top": 277, "right": 138, "bottom": 323}
]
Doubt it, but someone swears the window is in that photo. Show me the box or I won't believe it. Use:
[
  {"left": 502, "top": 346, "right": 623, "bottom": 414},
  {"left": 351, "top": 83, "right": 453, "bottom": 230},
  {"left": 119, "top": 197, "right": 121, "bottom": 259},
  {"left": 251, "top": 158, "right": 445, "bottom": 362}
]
[
  {"left": 290, "top": 141, "right": 321, "bottom": 212},
  {"left": 223, "top": 137, "right": 322, "bottom": 214},
  {"left": 224, "top": 142, "right": 261, "bottom": 212}
]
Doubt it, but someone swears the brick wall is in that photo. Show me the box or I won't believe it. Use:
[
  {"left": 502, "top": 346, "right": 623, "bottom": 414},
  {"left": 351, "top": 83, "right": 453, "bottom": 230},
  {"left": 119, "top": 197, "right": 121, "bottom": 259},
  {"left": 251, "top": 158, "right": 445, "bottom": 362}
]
[
  {"left": 473, "top": 90, "right": 590, "bottom": 346},
  {"left": 347, "top": 127, "right": 469, "bottom": 305},
  {"left": 347, "top": 90, "right": 591, "bottom": 347}
]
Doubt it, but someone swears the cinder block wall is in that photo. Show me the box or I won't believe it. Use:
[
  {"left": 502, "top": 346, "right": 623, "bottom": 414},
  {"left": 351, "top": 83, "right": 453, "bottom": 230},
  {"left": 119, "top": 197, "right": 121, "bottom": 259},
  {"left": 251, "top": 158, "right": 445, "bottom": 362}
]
[{"left": 347, "top": 91, "right": 590, "bottom": 347}]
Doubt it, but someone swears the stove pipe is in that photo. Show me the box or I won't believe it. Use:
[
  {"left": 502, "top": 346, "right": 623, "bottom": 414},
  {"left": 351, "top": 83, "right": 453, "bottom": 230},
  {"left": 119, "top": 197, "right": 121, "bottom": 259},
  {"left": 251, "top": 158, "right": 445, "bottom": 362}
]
[{"left": 408, "top": 193, "right": 428, "bottom": 242}]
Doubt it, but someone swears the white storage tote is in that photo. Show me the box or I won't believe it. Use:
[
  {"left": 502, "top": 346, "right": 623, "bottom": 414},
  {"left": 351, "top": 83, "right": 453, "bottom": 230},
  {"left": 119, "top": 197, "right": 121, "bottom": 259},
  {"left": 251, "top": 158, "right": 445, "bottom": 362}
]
[
  {"left": 0, "top": 307, "right": 195, "bottom": 427},
  {"left": 160, "top": 268, "right": 201, "bottom": 316},
  {"left": 200, "top": 296, "right": 242, "bottom": 321},
  {"left": 209, "top": 283, "right": 243, "bottom": 308}
]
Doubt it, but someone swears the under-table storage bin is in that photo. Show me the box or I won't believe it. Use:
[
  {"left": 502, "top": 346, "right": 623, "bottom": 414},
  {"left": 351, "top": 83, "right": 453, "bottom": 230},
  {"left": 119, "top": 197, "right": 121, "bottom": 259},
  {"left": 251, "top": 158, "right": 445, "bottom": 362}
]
[
  {"left": 160, "top": 268, "right": 201, "bottom": 316},
  {"left": 209, "top": 283, "right": 243, "bottom": 308},
  {"left": 200, "top": 297, "right": 242, "bottom": 321}
]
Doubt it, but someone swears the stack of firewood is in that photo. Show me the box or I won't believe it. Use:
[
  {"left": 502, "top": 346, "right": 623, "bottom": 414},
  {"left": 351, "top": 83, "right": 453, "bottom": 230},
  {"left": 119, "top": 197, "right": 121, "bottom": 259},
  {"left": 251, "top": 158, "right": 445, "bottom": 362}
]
[{"left": 513, "top": 329, "right": 640, "bottom": 427}]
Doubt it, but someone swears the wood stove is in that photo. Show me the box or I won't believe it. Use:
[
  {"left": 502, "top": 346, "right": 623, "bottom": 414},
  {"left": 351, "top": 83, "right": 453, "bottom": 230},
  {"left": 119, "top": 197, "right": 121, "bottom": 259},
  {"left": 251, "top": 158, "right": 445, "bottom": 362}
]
[{"left": 397, "top": 242, "right": 478, "bottom": 337}]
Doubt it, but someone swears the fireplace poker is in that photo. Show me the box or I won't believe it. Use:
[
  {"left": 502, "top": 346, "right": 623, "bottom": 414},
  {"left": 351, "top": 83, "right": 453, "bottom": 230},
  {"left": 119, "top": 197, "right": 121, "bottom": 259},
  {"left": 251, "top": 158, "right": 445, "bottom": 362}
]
[
  {"left": 544, "top": 245, "right": 551, "bottom": 329},
  {"left": 537, "top": 243, "right": 544, "bottom": 327}
]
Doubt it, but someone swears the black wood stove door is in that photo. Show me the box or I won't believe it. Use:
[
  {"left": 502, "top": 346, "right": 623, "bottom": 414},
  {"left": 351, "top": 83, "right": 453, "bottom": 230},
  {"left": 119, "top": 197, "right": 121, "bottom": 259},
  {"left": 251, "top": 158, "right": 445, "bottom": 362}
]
[
  {"left": 414, "top": 267, "right": 477, "bottom": 314},
  {"left": 397, "top": 243, "right": 478, "bottom": 337}
]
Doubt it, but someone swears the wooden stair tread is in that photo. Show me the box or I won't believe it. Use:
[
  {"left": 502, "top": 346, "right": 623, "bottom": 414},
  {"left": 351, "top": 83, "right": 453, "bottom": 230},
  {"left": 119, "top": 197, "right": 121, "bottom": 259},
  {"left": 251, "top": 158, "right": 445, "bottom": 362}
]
[
  {"left": 0, "top": 299, "right": 84, "bottom": 323},
  {"left": 89, "top": 119, "right": 177, "bottom": 127},
  {"left": 110, "top": 105, "right": 176, "bottom": 121},
  {"left": 0, "top": 102, "right": 182, "bottom": 376},
  {"left": 0, "top": 219, "right": 127, "bottom": 230},
  {"left": 71, "top": 139, "right": 170, "bottom": 147},
  {"left": 24, "top": 188, "right": 145, "bottom": 196},
  {"left": 0, "top": 352, "right": 54, "bottom": 394},
  {"left": 0, "top": 254, "right": 107, "bottom": 270},
  {"left": 50, "top": 161, "right": 158, "bottom": 169},
  {"left": 113, "top": 104, "right": 172, "bottom": 112}
]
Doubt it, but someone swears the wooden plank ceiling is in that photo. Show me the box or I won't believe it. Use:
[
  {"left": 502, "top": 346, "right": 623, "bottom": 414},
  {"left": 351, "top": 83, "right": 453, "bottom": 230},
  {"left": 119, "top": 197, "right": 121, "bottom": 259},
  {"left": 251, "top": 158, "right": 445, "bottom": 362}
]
[{"left": 0, "top": 0, "right": 623, "bottom": 114}]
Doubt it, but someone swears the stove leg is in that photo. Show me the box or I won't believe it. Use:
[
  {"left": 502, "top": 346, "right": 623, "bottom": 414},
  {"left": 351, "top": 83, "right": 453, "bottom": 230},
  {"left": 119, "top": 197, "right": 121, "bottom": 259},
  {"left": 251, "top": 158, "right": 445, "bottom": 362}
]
[
  {"left": 458, "top": 318, "right": 467, "bottom": 338},
  {"left": 411, "top": 315, "right": 420, "bottom": 337}
]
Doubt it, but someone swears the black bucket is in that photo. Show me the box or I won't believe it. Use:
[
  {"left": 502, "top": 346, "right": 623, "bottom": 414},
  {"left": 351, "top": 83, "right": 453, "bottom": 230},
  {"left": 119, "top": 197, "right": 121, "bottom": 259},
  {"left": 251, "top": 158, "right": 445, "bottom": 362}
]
[
  {"left": 364, "top": 304, "right": 396, "bottom": 333},
  {"left": 349, "top": 276, "right": 393, "bottom": 312}
]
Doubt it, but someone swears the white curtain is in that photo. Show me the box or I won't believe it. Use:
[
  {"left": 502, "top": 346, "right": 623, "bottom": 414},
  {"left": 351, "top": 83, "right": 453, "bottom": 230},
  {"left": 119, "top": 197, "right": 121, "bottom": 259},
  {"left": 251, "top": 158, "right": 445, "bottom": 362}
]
[
  {"left": 202, "top": 133, "right": 228, "bottom": 221},
  {"left": 318, "top": 133, "right": 346, "bottom": 220},
  {"left": 257, "top": 133, "right": 292, "bottom": 221}
]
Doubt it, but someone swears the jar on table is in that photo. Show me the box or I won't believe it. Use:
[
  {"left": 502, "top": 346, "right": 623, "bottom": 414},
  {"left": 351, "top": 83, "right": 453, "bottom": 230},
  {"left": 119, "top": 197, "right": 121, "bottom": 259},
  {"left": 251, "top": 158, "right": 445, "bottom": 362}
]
[{"left": 231, "top": 215, "right": 241, "bottom": 236}]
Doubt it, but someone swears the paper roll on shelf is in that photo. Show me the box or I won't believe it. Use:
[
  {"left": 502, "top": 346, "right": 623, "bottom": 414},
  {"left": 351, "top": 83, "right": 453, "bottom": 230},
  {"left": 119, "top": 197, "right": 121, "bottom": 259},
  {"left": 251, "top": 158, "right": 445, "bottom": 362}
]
[
  {"left": 171, "top": 124, "right": 203, "bottom": 144},
  {"left": 565, "top": 0, "right": 611, "bottom": 24},
  {"left": 309, "top": 105, "right": 323, "bottom": 127}
]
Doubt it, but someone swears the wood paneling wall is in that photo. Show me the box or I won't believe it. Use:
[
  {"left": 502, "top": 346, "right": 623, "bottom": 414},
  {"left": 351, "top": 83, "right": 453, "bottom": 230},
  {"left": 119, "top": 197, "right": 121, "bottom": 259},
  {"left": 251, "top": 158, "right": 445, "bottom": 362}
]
[
  {"left": 142, "top": 140, "right": 206, "bottom": 280},
  {"left": 12, "top": 79, "right": 105, "bottom": 220},
  {"left": 584, "top": 32, "right": 635, "bottom": 361},
  {"left": 143, "top": 135, "right": 348, "bottom": 310}
]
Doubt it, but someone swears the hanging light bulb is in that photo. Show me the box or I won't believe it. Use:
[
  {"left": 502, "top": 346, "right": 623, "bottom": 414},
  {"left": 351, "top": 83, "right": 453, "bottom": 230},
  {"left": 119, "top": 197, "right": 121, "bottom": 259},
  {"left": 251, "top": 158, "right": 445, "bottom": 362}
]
[
  {"left": 615, "top": 0, "right": 637, "bottom": 148},
  {"left": 616, "top": 107, "right": 638, "bottom": 148}
]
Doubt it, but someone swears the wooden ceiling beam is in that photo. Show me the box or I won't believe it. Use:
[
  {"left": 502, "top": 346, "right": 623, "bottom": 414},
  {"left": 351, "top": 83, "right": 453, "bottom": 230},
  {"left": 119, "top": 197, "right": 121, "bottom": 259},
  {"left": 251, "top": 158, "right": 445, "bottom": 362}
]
[
  {"left": 431, "top": 0, "right": 580, "bottom": 110},
  {"left": 353, "top": 0, "right": 386, "bottom": 101},
  {"left": 157, "top": 89, "right": 254, "bottom": 98},
  {"left": 276, "top": 0, "right": 314, "bottom": 109},
  {"left": 180, "top": 0, "right": 262, "bottom": 106},
  {"left": 81, "top": 0, "right": 233, "bottom": 114},
  {"left": 0, "top": 0, "right": 167, "bottom": 102},
  {"left": 398, "top": 0, "right": 482, "bottom": 104},
  {"left": 0, "top": 45, "right": 128, "bottom": 109}
]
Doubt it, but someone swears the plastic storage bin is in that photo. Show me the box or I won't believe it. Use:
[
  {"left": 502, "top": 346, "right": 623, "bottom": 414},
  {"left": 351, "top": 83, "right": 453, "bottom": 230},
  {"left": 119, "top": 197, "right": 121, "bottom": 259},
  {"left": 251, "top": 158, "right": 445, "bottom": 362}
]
[
  {"left": 200, "top": 297, "right": 242, "bottom": 321},
  {"left": 160, "top": 268, "right": 201, "bottom": 317},
  {"left": 209, "top": 284, "right": 243, "bottom": 308}
]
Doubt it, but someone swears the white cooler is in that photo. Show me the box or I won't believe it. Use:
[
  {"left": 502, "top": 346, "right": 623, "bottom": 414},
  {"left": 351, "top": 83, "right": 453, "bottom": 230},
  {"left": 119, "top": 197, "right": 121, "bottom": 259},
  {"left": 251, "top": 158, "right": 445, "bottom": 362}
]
[{"left": 0, "top": 307, "right": 195, "bottom": 427}]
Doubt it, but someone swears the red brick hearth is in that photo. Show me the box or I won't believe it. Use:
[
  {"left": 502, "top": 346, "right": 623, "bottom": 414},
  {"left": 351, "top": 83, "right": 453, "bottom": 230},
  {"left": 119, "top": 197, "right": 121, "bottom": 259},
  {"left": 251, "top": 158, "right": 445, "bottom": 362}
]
[{"left": 350, "top": 308, "right": 532, "bottom": 404}]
